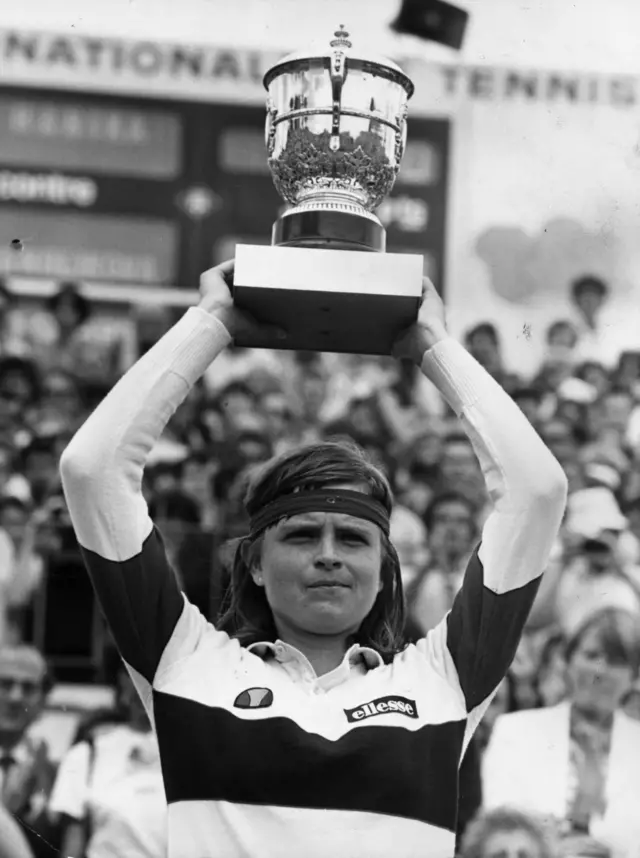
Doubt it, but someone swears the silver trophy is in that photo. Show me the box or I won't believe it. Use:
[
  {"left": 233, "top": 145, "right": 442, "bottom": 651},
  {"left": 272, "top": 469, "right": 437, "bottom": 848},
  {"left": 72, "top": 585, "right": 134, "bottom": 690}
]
[{"left": 233, "top": 28, "right": 424, "bottom": 355}]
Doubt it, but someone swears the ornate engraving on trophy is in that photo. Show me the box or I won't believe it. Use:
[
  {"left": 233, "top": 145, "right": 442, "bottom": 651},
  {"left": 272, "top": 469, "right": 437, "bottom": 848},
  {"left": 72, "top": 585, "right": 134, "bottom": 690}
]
[{"left": 268, "top": 128, "right": 397, "bottom": 211}]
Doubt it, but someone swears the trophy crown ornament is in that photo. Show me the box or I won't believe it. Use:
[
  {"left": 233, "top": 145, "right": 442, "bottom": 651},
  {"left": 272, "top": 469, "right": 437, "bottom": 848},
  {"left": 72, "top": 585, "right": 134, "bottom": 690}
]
[
  {"left": 329, "top": 26, "right": 352, "bottom": 49},
  {"left": 263, "top": 28, "right": 415, "bottom": 251}
]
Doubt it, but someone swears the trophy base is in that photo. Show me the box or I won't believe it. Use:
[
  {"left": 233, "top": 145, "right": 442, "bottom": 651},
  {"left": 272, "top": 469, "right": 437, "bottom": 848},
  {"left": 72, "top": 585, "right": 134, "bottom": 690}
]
[
  {"left": 273, "top": 207, "right": 385, "bottom": 252},
  {"left": 233, "top": 244, "right": 423, "bottom": 355}
]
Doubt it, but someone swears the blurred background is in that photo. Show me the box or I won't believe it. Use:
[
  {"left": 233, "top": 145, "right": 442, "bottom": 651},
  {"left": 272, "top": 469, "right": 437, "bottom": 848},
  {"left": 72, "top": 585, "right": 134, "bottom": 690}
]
[{"left": 1, "top": 1, "right": 640, "bottom": 857}]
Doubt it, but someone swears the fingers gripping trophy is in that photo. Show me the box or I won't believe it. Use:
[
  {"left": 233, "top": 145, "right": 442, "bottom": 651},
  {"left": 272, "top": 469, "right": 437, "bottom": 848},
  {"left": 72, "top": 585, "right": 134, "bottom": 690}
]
[{"left": 233, "top": 27, "right": 424, "bottom": 355}]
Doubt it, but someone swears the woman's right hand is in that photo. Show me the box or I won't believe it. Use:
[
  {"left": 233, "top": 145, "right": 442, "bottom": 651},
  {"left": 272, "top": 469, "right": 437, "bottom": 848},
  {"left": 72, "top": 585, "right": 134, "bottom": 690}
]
[{"left": 197, "top": 260, "right": 287, "bottom": 345}]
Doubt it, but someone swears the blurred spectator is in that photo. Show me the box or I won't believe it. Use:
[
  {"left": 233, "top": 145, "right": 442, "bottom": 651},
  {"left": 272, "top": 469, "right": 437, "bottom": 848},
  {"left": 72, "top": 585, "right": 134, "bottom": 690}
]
[
  {"left": 216, "top": 380, "right": 260, "bottom": 431},
  {"left": 405, "top": 491, "right": 477, "bottom": 636},
  {"left": 131, "top": 304, "right": 173, "bottom": 358},
  {"left": 550, "top": 489, "right": 640, "bottom": 636},
  {"left": 50, "top": 659, "right": 166, "bottom": 858},
  {"left": 231, "top": 415, "right": 274, "bottom": 466},
  {"left": 463, "top": 323, "right": 522, "bottom": 393},
  {"left": 539, "top": 419, "right": 584, "bottom": 465},
  {"left": 260, "top": 390, "right": 300, "bottom": 454},
  {"left": 437, "top": 431, "right": 486, "bottom": 509},
  {"left": 0, "top": 497, "right": 53, "bottom": 647},
  {"left": 27, "top": 283, "right": 126, "bottom": 402},
  {"left": 0, "top": 357, "right": 40, "bottom": 448},
  {"left": 618, "top": 495, "right": 640, "bottom": 566},
  {"left": 553, "top": 382, "right": 596, "bottom": 447},
  {"left": 545, "top": 319, "right": 579, "bottom": 367},
  {"left": 473, "top": 673, "right": 520, "bottom": 755},
  {"left": 180, "top": 452, "right": 220, "bottom": 531},
  {"left": 29, "top": 370, "right": 85, "bottom": 439},
  {"left": 19, "top": 437, "right": 63, "bottom": 508},
  {"left": 0, "top": 441, "right": 30, "bottom": 504},
  {"left": 0, "top": 645, "right": 58, "bottom": 858},
  {"left": 483, "top": 608, "right": 640, "bottom": 857},
  {"left": 69, "top": 645, "right": 128, "bottom": 747},
  {"left": 389, "top": 504, "right": 428, "bottom": 590},
  {"left": 574, "top": 361, "right": 610, "bottom": 399},
  {"left": 459, "top": 806, "right": 558, "bottom": 858},
  {"left": 569, "top": 275, "right": 619, "bottom": 369},
  {"left": 0, "top": 280, "right": 33, "bottom": 361},
  {"left": 203, "top": 342, "right": 293, "bottom": 398},
  {"left": 511, "top": 386, "right": 544, "bottom": 427},
  {"left": 532, "top": 358, "right": 574, "bottom": 401},
  {"left": 612, "top": 350, "right": 640, "bottom": 397},
  {"left": 582, "top": 388, "right": 634, "bottom": 470},
  {"left": 534, "top": 631, "right": 569, "bottom": 709}
]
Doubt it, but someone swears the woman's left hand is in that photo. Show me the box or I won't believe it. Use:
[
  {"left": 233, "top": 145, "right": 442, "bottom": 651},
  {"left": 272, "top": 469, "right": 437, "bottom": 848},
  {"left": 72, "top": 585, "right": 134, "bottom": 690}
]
[{"left": 391, "top": 277, "right": 448, "bottom": 366}]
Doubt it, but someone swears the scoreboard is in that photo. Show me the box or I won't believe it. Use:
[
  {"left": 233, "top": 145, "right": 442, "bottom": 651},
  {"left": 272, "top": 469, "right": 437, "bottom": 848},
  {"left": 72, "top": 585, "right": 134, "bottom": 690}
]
[{"left": 0, "top": 85, "right": 450, "bottom": 295}]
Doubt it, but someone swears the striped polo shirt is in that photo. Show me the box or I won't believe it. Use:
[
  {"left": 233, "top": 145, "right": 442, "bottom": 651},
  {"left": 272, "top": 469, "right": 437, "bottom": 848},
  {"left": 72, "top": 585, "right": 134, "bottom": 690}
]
[{"left": 60, "top": 307, "right": 568, "bottom": 858}]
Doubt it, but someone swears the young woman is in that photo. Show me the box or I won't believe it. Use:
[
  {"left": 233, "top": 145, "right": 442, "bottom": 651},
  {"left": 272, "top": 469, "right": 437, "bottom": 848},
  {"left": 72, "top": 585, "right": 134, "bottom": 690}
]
[
  {"left": 59, "top": 261, "right": 567, "bottom": 858},
  {"left": 483, "top": 607, "right": 640, "bottom": 858}
]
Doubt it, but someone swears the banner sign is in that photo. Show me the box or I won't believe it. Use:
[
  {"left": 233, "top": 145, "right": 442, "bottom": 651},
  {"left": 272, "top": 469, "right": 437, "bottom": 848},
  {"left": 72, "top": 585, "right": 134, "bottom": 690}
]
[
  {"left": 2, "top": 28, "right": 640, "bottom": 375},
  {"left": 2, "top": 29, "right": 640, "bottom": 114}
]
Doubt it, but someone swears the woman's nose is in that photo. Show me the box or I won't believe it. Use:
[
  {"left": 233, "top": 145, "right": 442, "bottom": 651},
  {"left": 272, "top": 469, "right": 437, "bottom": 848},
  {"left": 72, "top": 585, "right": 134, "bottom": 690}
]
[{"left": 314, "top": 533, "right": 342, "bottom": 568}]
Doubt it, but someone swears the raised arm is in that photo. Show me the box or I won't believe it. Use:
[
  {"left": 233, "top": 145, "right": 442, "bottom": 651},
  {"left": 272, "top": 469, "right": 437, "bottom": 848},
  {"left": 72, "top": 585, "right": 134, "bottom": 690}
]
[
  {"left": 59, "top": 262, "right": 280, "bottom": 689},
  {"left": 393, "top": 281, "right": 568, "bottom": 733}
]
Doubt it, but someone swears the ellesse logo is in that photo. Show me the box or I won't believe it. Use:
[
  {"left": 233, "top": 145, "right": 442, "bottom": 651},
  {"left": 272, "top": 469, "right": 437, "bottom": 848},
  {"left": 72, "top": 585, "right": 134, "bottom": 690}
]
[
  {"left": 344, "top": 695, "right": 418, "bottom": 723},
  {"left": 233, "top": 687, "right": 274, "bottom": 709}
]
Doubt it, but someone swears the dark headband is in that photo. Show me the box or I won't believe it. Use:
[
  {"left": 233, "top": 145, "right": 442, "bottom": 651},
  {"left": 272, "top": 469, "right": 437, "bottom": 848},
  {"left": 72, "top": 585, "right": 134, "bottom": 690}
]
[{"left": 249, "top": 489, "right": 390, "bottom": 537}]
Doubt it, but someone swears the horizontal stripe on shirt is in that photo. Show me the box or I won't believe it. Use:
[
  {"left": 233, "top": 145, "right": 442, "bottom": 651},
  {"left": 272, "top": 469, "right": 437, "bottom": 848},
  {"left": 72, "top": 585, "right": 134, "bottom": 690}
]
[{"left": 154, "top": 689, "right": 465, "bottom": 830}]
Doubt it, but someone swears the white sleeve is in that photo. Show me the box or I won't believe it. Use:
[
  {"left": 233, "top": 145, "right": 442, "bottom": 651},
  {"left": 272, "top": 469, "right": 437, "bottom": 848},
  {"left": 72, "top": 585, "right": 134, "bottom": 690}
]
[{"left": 48, "top": 741, "right": 92, "bottom": 821}]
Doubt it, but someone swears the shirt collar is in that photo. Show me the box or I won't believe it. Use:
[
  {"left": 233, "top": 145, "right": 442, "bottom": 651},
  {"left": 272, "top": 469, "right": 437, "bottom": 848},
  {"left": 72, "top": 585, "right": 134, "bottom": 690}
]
[{"left": 247, "top": 640, "right": 383, "bottom": 672}]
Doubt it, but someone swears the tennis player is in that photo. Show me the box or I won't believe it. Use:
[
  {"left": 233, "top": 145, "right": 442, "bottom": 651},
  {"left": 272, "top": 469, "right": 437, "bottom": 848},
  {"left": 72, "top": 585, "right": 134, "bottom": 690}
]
[{"left": 60, "top": 261, "right": 567, "bottom": 858}]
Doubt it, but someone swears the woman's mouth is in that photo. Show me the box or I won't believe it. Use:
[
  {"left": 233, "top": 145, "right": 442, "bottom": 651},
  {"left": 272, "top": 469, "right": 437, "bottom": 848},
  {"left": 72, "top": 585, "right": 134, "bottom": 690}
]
[{"left": 309, "top": 581, "right": 350, "bottom": 589}]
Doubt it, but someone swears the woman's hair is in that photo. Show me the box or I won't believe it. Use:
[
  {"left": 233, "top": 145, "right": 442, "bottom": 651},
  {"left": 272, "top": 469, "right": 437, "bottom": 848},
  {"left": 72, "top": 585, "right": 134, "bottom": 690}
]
[
  {"left": 459, "top": 807, "right": 557, "bottom": 858},
  {"left": 216, "top": 439, "right": 406, "bottom": 662},
  {"left": 532, "top": 629, "right": 567, "bottom": 705},
  {"left": 566, "top": 608, "right": 640, "bottom": 675}
]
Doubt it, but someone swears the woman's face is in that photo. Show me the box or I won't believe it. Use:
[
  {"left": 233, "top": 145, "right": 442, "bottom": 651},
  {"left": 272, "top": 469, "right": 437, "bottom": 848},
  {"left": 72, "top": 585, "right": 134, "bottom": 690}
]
[
  {"left": 253, "top": 487, "right": 383, "bottom": 639},
  {"left": 413, "top": 433, "right": 442, "bottom": 468},
  {"left": 429, "top": 499, "right": 475, "bottom": 558},
  {"left": 182, "top": 460, "right": 214, "bottom": 507},
  {"left": 55, "top": 296, "right": 82, "bottom": 329},
  {"left": 261, "top": 393, "right": 293, "bottom": 438},
  {"left": 566, "top": 627, "right": 634, "bottom": 715},
  {"left": 481, "top": 829, "right": 545, "bottom": 858}
]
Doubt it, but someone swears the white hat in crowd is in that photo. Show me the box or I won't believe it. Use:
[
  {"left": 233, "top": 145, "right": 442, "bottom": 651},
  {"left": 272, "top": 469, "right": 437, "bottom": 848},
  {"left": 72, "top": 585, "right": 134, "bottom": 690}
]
[{"left": 565, "top": 487, "right": 628, "bottom": 540}]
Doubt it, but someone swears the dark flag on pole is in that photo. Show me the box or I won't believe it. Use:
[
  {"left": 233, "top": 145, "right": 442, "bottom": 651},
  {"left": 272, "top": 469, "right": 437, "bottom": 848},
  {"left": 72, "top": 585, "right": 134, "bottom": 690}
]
[{"left": 391, "top": 0, "right": 469, "bottom": 50}]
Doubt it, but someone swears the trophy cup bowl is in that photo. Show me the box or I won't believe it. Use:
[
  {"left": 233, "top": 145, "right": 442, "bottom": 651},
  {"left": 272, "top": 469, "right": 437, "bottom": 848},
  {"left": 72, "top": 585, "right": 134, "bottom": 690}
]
[{"left": 233, "top": 28, "right": 425, "bottom": 355}]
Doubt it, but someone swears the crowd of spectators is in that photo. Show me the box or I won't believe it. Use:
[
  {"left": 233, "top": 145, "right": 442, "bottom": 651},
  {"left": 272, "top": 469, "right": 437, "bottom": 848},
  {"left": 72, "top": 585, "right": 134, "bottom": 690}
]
[{"left": 0, "top": 270, "right": 639, "bottom": 857}]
